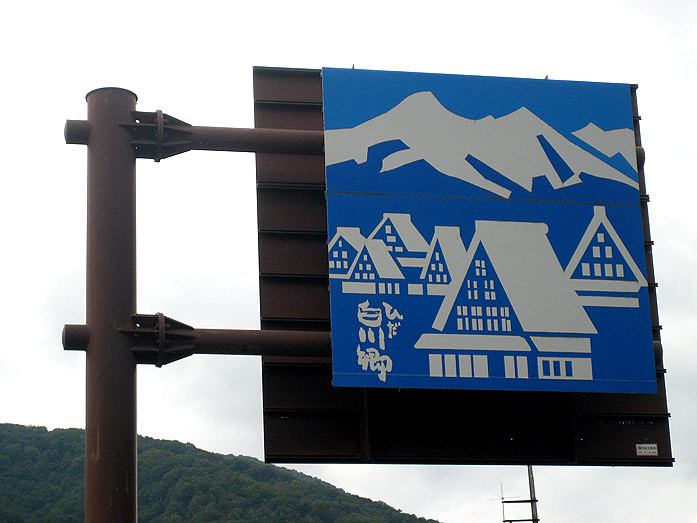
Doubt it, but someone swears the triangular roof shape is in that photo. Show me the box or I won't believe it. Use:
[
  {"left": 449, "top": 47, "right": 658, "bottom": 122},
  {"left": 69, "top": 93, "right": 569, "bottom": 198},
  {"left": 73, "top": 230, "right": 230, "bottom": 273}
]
[
  {"left": 348, "top": 239, "right": 405, "bottom": 280},
  {"left": 420, "top": 226, "right": 467, "bottom": 280},
  {"left": 328, "top": 226, "right": 366, "bottom": 252},
  {"left": 433, "top": 220, "right": 596, "bottom": 334},
  {"left": 368, "top": 213, "right": 429, "bottom": 253},
  {"left": 565, "top": 206, "right": 647, "bottom": 292}
]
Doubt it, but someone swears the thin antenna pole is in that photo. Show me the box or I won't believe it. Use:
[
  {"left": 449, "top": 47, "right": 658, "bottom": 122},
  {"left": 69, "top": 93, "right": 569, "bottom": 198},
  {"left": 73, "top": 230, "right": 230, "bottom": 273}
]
[
  {"left": 527, "top": 465, "right": 539, "bottom": 523},
  {"left": 501, "top": 482, "right": 506, "bottom": 522}
]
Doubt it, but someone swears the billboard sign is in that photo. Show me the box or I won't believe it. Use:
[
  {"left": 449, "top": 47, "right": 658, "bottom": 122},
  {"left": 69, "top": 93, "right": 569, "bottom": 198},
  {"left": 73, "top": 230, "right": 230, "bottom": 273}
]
[{"left": 323, "top": 68, "right": 656, "bottom": 393}]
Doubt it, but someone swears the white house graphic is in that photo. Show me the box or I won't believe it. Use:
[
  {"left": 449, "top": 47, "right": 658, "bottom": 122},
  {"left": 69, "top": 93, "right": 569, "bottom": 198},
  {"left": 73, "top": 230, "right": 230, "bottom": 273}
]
[
  {"left": 565, "top": 205, "right": 647, "bottom": 308},
  {"left": 368, "top": 213, "right": 429, "bottom": 268},
  {"left": 341, "top": 239, "right": 405, "bottom": 295},
  {"left": 418, "top": 220, "right": 597, "bottom": 382},
  {"left": 419, "top": 226, "right": 467, "bottom": 297},
  {"left": 328, "top": 206, "right": 647, "bottom": 383},
  {"left": 328, "top": 227, "right": 365, "bottom": 278}
]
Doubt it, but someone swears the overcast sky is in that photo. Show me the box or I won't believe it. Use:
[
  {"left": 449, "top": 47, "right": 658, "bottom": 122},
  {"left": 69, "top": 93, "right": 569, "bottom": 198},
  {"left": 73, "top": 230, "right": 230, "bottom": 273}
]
[{"left": 1, "top": 1, "right": 696, "bottom": 522}]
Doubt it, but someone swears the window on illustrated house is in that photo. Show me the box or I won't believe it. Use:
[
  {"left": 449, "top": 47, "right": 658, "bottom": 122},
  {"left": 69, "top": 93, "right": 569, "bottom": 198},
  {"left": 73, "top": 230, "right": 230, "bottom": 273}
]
[{"left": 597, "top": 233, "right": 604, "bottom": 242}]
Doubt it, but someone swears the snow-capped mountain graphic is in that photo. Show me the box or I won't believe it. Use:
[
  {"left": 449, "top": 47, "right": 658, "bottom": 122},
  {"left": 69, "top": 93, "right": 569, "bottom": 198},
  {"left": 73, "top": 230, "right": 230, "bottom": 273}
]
[
  {"left": 572, "top": 122, "right": 638, "bottom": 171},
  {"left": 325, "top": 91, "right": 639, "bottom": 199}
]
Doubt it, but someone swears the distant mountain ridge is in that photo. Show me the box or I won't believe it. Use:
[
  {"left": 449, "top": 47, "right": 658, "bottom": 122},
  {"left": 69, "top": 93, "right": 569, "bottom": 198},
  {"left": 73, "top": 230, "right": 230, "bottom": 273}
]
[
  {"left": 0, "top": 423, "right": 440, "bottom": 523},
  {"left": 325, "top": 91, "right": 638, "bottom": 199}
]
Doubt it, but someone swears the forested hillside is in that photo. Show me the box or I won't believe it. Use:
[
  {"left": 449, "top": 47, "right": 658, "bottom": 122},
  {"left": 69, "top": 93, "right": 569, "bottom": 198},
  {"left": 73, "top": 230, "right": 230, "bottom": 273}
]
[{"left": 0, "top": 424, "right": 440, "bottom": 523}]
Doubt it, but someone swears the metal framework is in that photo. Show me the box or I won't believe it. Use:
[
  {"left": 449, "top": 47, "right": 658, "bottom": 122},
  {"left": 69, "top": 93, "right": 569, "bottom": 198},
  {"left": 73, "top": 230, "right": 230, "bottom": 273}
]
[
  {"left": 64, "top": 68, "right": 672, "bottom": 522},
  {"left": 64, "top": 87, "right": 327, "bottom": 523}
]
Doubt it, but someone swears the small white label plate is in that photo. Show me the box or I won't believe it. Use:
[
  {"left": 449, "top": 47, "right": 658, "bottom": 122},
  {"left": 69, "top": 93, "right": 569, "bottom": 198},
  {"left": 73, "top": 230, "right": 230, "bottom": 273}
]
[{"left": 636, "top": 443, "right": 658, "bottom": 456}]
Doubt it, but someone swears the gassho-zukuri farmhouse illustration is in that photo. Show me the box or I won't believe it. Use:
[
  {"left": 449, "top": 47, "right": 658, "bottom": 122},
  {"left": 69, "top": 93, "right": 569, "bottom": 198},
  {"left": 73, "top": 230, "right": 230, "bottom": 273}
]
[{"left": 328, "top": 206, "right": 647, "bottom": 384}]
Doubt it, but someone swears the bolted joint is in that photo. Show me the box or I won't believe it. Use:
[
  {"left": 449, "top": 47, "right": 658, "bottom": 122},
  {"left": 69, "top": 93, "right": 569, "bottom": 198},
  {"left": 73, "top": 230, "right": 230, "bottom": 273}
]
[
  {"left": 119, "top": 110, "right": 193, "bottom": 162},
  {"left": 119, "top": 313, "right": 195, "bottom": 367}
]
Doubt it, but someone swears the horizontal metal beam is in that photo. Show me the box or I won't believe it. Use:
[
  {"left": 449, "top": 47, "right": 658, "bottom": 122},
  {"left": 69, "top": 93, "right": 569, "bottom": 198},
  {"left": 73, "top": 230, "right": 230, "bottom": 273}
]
[
  {"left": 63, "top": 315, "right": 331, "bottom": 366},
  {"left": 190, "top": 328, "right": 331, "bottom": 357},
  {"left": 190, "top": 126, "right": 324, "bottom": 155},
  {"left": 67, "top": 115, "right": 325, "bottom": 159}
]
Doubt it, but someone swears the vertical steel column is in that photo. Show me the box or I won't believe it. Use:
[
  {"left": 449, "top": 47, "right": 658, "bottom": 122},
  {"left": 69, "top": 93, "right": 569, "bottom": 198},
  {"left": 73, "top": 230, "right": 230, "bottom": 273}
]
[{"left": 84, "top": 88, "right": 138, "bottom": 522}]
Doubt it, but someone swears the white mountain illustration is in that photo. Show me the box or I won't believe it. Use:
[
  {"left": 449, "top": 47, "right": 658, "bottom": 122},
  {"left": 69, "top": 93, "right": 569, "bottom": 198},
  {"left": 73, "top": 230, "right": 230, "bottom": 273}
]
[
  {"left": 572, "top": 122, "right": 638, "bottom": 171},
  {"left": 324, "top": 91, "right": 639, "bottom": 198}
]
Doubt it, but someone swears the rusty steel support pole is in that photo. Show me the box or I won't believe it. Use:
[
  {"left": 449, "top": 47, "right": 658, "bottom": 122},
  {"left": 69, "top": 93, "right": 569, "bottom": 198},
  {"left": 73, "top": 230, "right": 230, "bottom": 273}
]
[{"left": 84, "top": 88, "right": 138, "bottom": 522}]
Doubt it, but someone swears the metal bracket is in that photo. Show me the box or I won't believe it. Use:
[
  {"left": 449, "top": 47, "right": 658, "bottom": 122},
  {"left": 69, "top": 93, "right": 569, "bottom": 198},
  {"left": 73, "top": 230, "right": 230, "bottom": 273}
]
[
  {"left": 120, "top": 111, "right": 193, "bottom": 161},
  {"left": 119, "top": 313, "right": 195, "bottom": 366}
]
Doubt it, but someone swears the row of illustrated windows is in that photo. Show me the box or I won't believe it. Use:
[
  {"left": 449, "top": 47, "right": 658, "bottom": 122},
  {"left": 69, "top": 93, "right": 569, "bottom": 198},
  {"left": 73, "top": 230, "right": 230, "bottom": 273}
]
[
  {"left": 457, "top": 305, "right": 511, "bottom": 317},
  {"left": 581, "top": 262, "right": 625, "bottom": 278},
  {"left": 592, "top": 245, "right": 613, "bottom": 258},
  {"left": 466, "top": 279, "right": 497, "bottom": 300},
  {"left": 456, "top": 317, "right": 512, "bottom": 332},
  {"left": 329, "top": 260, "right": 349, "bottom": 269},
  {"left": 455, "top": 305, "right": 512, "bottom": 332},
  {"left": 541, "top": 359, "right": 574, "bottom": 378},
  {"left": 378, "top": 282, "right": 400, "bottom": 294}
]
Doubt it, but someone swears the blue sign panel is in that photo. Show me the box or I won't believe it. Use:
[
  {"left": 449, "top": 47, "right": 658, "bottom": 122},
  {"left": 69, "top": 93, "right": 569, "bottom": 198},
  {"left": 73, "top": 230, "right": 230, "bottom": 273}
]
[{"left": 322, "top": 68, "right": 656, "bottom": 393}]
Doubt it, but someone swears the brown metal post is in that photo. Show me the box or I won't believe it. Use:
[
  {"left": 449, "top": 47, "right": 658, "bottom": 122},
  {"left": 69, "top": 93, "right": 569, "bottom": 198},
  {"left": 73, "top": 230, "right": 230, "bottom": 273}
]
[{"left": 84, "top": 88, "right": 138, "bottom": 522}]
